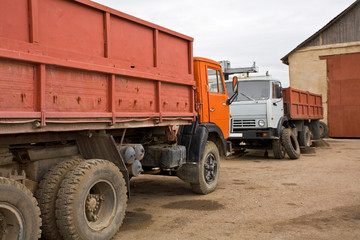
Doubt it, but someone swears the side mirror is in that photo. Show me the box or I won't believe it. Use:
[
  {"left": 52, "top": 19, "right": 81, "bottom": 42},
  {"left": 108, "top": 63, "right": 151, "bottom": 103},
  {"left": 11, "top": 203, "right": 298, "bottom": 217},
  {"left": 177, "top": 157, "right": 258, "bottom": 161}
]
[
  {"left": 232, "top": 76, "right": 238, "bottom": 92},
  {"left": 277, "top": 86, "right": 283, "bottom": 98},
  {"left": 227, "top": 76, "right": 239, "bottom": 105}
]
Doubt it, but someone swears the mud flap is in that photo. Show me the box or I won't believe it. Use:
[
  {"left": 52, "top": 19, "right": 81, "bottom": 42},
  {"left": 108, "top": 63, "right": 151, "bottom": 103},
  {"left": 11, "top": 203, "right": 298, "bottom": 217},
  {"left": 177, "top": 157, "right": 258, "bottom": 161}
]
[
  {"left": 176, "top": 122, "right": 208, "bottom": 184},
  {"left": 76, "top": 131, "right": 130, "bottom": 196},
  {"left": 176, "top": 162, "right": 199, "bottom": 184}
]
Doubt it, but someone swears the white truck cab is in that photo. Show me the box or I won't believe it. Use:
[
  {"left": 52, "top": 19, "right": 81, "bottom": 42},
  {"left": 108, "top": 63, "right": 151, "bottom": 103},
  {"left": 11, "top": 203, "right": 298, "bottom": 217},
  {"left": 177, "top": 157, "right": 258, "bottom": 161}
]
[{"left": 226, "top": 78, "right": 284, "bottom": 140}]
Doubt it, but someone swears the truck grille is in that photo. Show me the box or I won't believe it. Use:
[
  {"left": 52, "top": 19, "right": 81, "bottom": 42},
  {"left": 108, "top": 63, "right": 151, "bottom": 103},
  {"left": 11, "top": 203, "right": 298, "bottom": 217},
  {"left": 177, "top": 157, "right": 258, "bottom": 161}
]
[{"left": 232, "top": 119, "right": 256, "bottom": 129}]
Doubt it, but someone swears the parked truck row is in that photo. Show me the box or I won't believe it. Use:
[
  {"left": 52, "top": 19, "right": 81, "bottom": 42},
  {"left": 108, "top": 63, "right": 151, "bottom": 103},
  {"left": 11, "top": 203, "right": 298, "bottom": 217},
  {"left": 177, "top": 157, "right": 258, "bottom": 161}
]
[{"left": 0, "top": 1, "right": 325, "bottom": 240}]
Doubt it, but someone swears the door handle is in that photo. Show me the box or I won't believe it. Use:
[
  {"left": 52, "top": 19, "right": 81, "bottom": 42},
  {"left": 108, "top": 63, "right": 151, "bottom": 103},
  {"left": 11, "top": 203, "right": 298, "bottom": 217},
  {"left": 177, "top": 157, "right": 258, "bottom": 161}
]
[{"left": 210, "top": 108, "right": 215, "bottom": 112}]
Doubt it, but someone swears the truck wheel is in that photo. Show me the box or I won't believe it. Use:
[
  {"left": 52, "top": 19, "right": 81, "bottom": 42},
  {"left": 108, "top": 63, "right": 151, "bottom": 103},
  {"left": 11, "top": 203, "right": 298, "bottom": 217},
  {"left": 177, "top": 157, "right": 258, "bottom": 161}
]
[
  {"left": 319, "top": 121, "right": 328, "bottom": 138},
  {"left": 37, "top": 158, "right": 83, "bottom": 240},
  {"left": 56, "top": 159, "right": 127, "bottom": 240},
  {"left": 0, "top": 177, "right": 41, "bottom": 240},
  {"left": 299, "top": 126, "right": 311, "bottom": 147},
  {"left": 272, "top": 139, "right": 285, "bottom": 159},
  {"left": 281, "top": 128, "right": 300, "bottom": 159},
  {"left": 191, "top": 141, "right": 220, "bottom": 194}
]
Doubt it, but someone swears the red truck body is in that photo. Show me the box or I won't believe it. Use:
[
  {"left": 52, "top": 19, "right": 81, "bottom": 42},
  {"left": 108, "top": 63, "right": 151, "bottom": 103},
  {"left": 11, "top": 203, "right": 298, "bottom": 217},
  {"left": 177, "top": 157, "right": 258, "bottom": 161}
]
[
  {"left": 0, "top": 2, "right": 231, "bottom": 239},
  {"left": 0, "top": 0, "right": 196, "bottom": 134},
  {"left": 283, "top": 87, "right": 323, "bottom": 120}
]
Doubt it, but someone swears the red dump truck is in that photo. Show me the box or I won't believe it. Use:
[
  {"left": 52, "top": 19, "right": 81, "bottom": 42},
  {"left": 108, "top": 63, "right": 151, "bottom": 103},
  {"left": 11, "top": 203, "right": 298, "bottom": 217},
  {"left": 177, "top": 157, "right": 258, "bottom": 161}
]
[{"left": 0, "top": 1, "right": 233, "bottom": 239}]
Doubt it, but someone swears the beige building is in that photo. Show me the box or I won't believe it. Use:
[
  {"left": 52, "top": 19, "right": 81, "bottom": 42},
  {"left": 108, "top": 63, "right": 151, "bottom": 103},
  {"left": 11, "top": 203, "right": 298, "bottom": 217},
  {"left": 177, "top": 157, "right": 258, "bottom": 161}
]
[{"left": 282, "top": 0, "right": 360, "bottom": 138}]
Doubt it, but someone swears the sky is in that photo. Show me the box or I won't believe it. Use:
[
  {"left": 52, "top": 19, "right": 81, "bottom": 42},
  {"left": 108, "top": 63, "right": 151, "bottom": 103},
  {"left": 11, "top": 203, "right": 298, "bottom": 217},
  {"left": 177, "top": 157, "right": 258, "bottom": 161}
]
[{"left": 91, "top": 0, "right": 355, "bottom": 87}]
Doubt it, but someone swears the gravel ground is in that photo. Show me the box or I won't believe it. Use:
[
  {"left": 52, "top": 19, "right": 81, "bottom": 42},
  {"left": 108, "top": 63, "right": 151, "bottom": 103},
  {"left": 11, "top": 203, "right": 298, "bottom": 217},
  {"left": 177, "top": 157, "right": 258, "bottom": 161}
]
[{"left": 114, "top": 138, "right": 360, "bottom": 240}]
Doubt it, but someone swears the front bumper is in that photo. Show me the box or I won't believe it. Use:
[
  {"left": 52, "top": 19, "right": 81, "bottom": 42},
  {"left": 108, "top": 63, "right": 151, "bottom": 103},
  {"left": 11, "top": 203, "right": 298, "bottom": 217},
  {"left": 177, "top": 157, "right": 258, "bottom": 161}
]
[{"left": 228, "top": 128, "right": 278, "bottom": 140}]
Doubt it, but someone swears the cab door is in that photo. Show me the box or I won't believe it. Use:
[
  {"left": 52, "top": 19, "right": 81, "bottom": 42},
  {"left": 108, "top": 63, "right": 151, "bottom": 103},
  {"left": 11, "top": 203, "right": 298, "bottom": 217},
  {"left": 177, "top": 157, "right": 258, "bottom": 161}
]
[
  {"left": 271, "top": 81, "right": 284, "bottom": 129},
  {"left": 206, "top": 67, "right": 229, "bottom": 138}
]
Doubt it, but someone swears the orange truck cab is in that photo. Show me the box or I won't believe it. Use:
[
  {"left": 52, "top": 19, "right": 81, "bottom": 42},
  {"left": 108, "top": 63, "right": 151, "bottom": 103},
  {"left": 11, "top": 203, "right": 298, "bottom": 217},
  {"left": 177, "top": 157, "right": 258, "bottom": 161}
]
[{"left": 176, "top": 57, "right": 234, "bottom": 192}]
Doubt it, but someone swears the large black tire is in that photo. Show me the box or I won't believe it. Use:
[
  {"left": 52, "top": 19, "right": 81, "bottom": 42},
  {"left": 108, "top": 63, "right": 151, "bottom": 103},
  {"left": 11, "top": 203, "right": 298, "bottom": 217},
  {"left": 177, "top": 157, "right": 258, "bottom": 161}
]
[
  {"left": 56, "top": 159, "right": 127, "bottom": 240},
  {"left": 298, "top": 125, "right": 312, "bottom": 148},
  {"left": 191, "top": 141, "right": 220, "bottom": 194},
  {"left": 282, "top": 128, "right": 300, "bottom": 159},
  {"left": 37, "top": 158, "right": 83, "bottom": 240},
  {"left": 0, "top": 177, "right": 41, "bottom": 240},
  {"left": 319, "top": 121, "right": 328, "bottom": 138},
  {"left": 272, "top": 139, "right": 285, "bottom": 159}
]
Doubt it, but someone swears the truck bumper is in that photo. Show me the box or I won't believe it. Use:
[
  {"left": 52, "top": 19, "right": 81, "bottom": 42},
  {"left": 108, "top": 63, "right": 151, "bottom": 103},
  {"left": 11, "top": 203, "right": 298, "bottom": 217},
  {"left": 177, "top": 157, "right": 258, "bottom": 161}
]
[{"left": 228, "top": 129, "right": 278, "bottom": 140}]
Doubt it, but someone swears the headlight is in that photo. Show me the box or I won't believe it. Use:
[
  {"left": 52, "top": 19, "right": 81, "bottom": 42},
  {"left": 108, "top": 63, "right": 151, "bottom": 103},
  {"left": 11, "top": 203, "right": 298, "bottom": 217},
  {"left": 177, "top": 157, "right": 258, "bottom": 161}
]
[{"left": 258, "top": 120, "right": 265, "bottom": 127}]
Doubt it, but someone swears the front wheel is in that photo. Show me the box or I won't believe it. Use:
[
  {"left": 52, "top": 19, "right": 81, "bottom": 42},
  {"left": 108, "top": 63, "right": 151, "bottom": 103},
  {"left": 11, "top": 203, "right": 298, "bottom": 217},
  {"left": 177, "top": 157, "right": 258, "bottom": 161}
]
[
  {"left": 0, "top": 177, "right": 42, "bottom": 240},
  {"left": 272, "top": 139, "right": 286, "bottom": 159},
  {"left": 56, "top": 159, "right": 127, "bottom": 240},
  {"left": 191, "top": 141, "right": 220, "bottom": 194}
]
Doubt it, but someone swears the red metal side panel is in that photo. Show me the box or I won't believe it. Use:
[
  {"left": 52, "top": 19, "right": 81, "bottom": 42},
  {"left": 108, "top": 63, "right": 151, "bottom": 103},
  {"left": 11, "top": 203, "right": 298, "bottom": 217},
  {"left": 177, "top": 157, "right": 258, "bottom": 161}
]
[
  {"left": 161, "top": 83, "right": 192, "bottom": 113},
  {"left": 110, "top": 17, "right": 154, "bottom": 68},
  {"left": 0, "top": 0, "right": 29, "bottom": 42},
  {"left": 0, "top": 0, "right": 196, "bottom": 134},
  {"left": 39, "top": 0, "right": 105, "bottom": 57},
  {"left": 0, "top": 59, "right": 37, "bottom": 112},
  {"left": 45, "top": 66, "right": 108, "bottom": 112},
  {"left": 158, "top": 32, "right": 190, "bottom": 77},
  {"left": 321, "top": 53, "right": 360, "bottom": 138},
  {"left": 114, "top": 76, "right": 157, "bottom": 114},
  {"left": 283, "top": 87, "right": 323, "bottom": 120}
]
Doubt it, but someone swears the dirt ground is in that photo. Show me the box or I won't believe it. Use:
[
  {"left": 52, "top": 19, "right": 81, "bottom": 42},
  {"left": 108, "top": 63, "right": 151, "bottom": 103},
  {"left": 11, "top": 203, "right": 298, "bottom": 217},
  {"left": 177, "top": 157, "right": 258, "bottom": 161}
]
[{"left": 114, "top": 138, "right": 360, "bottom": 240}]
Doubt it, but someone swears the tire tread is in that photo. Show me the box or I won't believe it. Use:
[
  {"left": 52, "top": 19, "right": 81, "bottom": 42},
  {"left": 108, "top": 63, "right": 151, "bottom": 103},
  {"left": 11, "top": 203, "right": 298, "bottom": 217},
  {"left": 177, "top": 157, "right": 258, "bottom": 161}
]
[
  {"left": 0, "top": 177, "right": 42, "bottom": 240},
  {"left": 56, "top": 159, "right": 127, "bottom": 240},
  {"left": 282, "top": 128, "right": 301, "bottom": 159},
  {"left": 37, "top": 157, "right": 83, "bottom": 240}
]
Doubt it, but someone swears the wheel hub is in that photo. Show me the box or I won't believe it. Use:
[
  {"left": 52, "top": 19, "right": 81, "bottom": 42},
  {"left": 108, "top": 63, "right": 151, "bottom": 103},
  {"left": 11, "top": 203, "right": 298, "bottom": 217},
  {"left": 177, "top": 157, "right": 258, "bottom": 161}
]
[
  {"left": 0, "top": 213, "right": 5, "bottom": 239},
  {"left": 85, "top": 194, "right": 102, "bottom": 222},
  {"left": 84, "top": 179, "right": 118, "bottom": 231},
  {"left": 204, "top": 153, "right": 217, "bottom": 183},
  {"left": 0, "top": 203, "right": 25, "bottom": 240}
]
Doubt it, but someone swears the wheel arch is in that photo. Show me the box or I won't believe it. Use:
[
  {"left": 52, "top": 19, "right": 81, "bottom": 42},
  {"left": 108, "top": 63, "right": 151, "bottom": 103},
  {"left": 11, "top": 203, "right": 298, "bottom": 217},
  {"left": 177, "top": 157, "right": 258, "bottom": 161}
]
[{"left": 177, "top": 121, "right": 226, "bottom": 185}]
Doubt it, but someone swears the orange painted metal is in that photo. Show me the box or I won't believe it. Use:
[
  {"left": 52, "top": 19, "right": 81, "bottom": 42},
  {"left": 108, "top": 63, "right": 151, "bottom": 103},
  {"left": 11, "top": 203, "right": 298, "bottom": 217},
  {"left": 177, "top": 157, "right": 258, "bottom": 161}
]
[
  {"left": 321, "top": 53, "right": 360, "bottom": 138},
  {"left": 193, "top": 58, "right": 229, "bottom": 139},
  {"left": 0, "top": 0, "right": 200, "bottom": 134},
  {"left": 282, "top": 87, "right": 323, "bottom": 120}
]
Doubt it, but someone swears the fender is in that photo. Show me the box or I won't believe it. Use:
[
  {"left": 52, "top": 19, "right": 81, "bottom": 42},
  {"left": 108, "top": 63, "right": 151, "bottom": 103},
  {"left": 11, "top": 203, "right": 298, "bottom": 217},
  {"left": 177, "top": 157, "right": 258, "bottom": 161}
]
[
  {"left": 177, "top": 121, "right": 208, "bottom": 164},
  {"left": 200, "top": 122, "right": 227, "bottom": 157},
  {"left": 275, "top": 116, "right": 285, "bottom": 137},
  {"left": 177, "top": 120, "right": 226, "bottom": 184}
]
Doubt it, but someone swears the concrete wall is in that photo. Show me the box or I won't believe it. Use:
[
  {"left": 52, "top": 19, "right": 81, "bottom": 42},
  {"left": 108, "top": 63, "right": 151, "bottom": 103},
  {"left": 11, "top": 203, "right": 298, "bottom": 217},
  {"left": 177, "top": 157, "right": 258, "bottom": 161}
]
[{"left": 287, "top": 42, "right": 360, "bottom": 124}]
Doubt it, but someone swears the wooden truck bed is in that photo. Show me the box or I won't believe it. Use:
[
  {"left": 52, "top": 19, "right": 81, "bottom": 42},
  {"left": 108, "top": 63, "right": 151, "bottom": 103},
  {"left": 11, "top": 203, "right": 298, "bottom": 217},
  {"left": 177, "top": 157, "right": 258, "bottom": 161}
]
[
  {"left": 283, "top": 87, "right": 323, "bottom": 120},
  {"left": 0, "top": 0, "right": 196, "bottom": 134}
]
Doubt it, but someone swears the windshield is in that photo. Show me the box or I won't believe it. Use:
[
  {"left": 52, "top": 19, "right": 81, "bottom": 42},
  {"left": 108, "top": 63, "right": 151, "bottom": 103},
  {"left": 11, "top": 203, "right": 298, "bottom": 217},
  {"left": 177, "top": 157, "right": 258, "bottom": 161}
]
[{"left": 227, "top": 81, "right": 270, "bottom": 101}]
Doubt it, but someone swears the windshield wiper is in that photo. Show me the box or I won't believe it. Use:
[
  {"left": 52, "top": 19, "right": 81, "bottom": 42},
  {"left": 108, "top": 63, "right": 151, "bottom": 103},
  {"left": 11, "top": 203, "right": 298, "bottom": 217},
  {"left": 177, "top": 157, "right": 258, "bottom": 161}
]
[{"left": 239, "top": 92, "right": 258, "bottom": 103}]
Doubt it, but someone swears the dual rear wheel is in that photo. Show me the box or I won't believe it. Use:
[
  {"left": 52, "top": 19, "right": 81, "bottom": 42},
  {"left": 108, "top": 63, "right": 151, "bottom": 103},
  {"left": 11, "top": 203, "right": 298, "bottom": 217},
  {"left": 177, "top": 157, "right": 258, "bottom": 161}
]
[{"left": 38, "top": 159, "right": 127, "bottom": 240}]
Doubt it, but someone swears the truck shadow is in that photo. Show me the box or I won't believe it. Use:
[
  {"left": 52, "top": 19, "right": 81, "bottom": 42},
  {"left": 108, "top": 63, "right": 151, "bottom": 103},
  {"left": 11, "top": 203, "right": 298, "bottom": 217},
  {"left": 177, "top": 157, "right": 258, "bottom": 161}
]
[
  {"left": 227, "top": 149, "right": 293, "bottom": 162},
  {"left": 129, "top": 175, "right": 194, "bottom": 197}
]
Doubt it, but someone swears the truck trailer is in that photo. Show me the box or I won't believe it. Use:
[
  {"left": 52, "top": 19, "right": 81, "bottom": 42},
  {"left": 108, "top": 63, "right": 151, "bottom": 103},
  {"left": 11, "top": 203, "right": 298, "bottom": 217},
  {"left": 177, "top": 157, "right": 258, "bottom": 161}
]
[
  {"left": 226, "top": 77, "right": 324, "bottom": 159},
  {"left": 0, "top": 1, "right": 234, "bottom": 239}
]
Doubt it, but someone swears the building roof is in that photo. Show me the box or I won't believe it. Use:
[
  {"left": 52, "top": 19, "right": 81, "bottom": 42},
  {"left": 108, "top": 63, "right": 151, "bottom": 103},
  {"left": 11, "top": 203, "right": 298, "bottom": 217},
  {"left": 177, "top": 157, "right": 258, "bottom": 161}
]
[{"left": 281, "top": 0, "right": 360, "bottom": 65}]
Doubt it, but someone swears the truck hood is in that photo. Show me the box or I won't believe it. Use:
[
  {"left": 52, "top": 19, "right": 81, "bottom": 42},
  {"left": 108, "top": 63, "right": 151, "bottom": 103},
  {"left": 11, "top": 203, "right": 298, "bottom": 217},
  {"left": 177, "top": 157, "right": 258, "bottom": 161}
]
[{"left": 230, "top": 101, "right": 267, "bottom": 118}]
